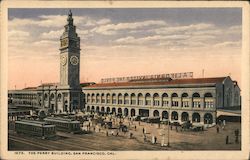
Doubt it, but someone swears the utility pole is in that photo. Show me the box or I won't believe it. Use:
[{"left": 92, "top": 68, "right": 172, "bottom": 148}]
[{"left": 167, "top": 106, "right": 170, "bottom": 147}]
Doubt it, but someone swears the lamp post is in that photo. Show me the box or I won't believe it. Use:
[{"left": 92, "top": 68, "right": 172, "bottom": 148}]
[{"left": 167, "top": 106, "right": 170, "bottom": 147}]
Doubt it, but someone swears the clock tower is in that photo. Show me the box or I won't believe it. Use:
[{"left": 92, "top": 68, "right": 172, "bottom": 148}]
[{"left": 60, "top": 10, "right": 80, "bottom": 88}]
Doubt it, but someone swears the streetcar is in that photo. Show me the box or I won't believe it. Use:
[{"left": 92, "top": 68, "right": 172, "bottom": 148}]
[
  {"left": 44, "top": 117, "right": 81, "bottom": 134},
  {"left": 15, "top": 119, "right": 56, "bottom": 139}
]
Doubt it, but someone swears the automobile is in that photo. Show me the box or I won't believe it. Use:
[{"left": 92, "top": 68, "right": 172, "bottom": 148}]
[
  {"left": 181, "top": 121, "right": 192, "bottom": 130},
  {"left": 171, "top": 121, "right": 181, "bottom": 126},
  {"left": 140, "top": 117, "right": 149, "bottom": 122},
  {"left": 119, "top": 124, "right": 128, "bottom": 132},
  {"left": 147, "top": 117, "right": 160, "bottom": 123},
  {"left": 101, "top": 121, "right": 112, "bottom": 129},
  {"left": 132, "top": 115, "right": 141, "bottom": 121}
]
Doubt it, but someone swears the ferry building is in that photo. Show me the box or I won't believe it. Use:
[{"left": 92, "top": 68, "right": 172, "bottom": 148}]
[{"left": 8, "top": 11, "right": 241, "bottom": 125}]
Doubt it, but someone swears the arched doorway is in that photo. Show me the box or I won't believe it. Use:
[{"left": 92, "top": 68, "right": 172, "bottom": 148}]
[
  {"left": 192, "top": 112, "right": 201, "bottom": 122},
  {"left": 124, "top": 108, "right": 128, "bottom": 116},
  {"left": 87, "top": 106, "right": 90, "bottom": 112},
  {"left": 101, "top": 107, "right": 105, "bottom": 112},
  {"left": 204, "top": 113, "right": 213, "bottom": 124},
  {"left": 171, "top": 111, "right": 178, "bottom": 120},
  {"left": 181, "top": 112, "right": 189, "bottom": 122},
  {"left": 112, "top": 108, "right": 116, "bottom": 114},
  {"left": 162, "top": 111, "right": 168, "bottom": 119},
  {"left": 91, "top": 106, "right": 95, "bottom": 112},
  {"left": 131, "top": 109, "right": 135, "bottom": 117},
  {"left": 96, "top": 106, "right": 100, "bottom": 112},
  {"left": 118, "top": 108, "right": 122, "bottom": 115},
  {"left": 153, "top": 110, "right": 159, "bottom": 117},
  {"left": 106, "top": 107, "right": 110, "bottom": 114}
]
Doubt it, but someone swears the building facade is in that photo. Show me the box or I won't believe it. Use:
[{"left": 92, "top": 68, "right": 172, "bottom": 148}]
[
  {"left": 8, "top": 11, "right": 241, "bottom": 125},
  {"left": 83, "top": 77, "right": 241, "bottom": 125}
]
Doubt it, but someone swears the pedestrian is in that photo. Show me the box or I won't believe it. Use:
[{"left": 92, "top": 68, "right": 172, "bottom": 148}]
[
  {"left": 116, "top": 131, "right": 119, "bottom": 137},
  {"left": 154, "top": 136, "right": 157, "bottom": 144},
  {"left": 143, "top": 128, "right": 145, "bottom": 134},
  {"left": 135, "top": 125, "right": 137, "bottom": 131},
  {"left": 216, "top": 126, "right": 219, "bottom": 133},
  {"left": 130, "top": 132, "right": 133, "bottom": 139},
  {"left": 226, "top": 135, "right": 229, "bottom": 144}
]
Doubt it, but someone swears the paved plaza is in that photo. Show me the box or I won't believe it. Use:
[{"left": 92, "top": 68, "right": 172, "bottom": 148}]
[{"left": 9, "top": 115, "right": 241, "bottom": 150}]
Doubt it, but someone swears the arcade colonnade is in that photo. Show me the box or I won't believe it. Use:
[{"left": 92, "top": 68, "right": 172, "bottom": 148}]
[{"left": 84, "top": 90, "right": 217, "bottom": 125}]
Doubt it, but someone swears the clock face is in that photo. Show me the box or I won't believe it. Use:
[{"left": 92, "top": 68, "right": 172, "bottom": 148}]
[
  {"left": 70, "top": 56, "right": 79, "bottom": 65},
  {"left": 61, "top": 56, "right": 67, "bottom": 66},
  {"left": 61, "top": 39, "right": 68, "bottom": 47}
]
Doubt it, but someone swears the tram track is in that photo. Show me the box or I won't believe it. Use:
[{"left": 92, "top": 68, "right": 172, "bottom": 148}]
[{"left": 9, "top": 135, "right": 59, "bottom": 150}]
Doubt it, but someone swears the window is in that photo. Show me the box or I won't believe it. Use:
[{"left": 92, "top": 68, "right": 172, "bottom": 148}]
[
  {"left": 112, "top": 94, "right": 116, "bottom": 104},
  {"left": 107, "top": 94, "right": 111, "bottom": 104},
  {"left": 193, "top": 101, "right": 201, "bottom": 108},
  {"left": 145, "top": 93, "right": 151, "bottom": 106},
  {"left": 131, "top": 93, "right": 136, "bottom": 105},
  {"left": 153, "top": 93, "right": 160, "bottom": 106},
  {"left": 124, "top": 94, "right": 129, "bottom": 104},
  {"left": 172, "top": 101, "right": 178, "bottom": 107},
  {"left": 118, "top": 94, "right": 122, "bottom": 104},
  {"left": 182, "top": 101, "right": 189, "bottom": 107},
  {"left": 138, "top": 93, "right": 143, "bottom": 105}
]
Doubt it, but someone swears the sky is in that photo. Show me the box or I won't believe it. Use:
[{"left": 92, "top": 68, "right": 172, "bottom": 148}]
[{"left": 8, "top": 8, "right": 242, "bottom": 89}]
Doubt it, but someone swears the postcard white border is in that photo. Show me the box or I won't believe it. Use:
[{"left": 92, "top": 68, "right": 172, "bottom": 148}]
[{"left": 1, "top": 1, "right": 249, "bottom": 160}]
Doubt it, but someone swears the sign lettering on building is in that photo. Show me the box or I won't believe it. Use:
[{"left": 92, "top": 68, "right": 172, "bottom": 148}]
[{"left": 101, "top": 72, "right": 193, "bottom": 83}]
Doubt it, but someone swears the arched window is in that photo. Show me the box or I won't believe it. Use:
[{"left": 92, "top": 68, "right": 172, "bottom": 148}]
[
  {"left": 192, "top": 93, "right": 201, "bottom": 108},
  {"left": 182, "top": 93, "right": 188, "bottom": 97},
  {"left": 50, "top": 93, "right": 55, "bottom": 100},
  {"left": 204, "top": 92, "right": 214, "bottom": 108},
  {"left": 162, "top": 93, "right": 169, "bottom": 106},
  {"left": 101, "top": 93, "right": 105, "bottom": 103},
  {"left": 153, "top": 93, "right": 160, "bottom": 106},
  {"left": 112, "top": 93, "right": 116, "bottom": 104},
  {"left": 106, "top": 93, "right": 111, "bottom": 104},
  {"left": 118, "top": 93, "right": 123, "bottom": 104},
  {"left": 86, "top": 94, "right": 90, "bottom": 103},
  {"left": 96, "top": 93, "right": 100, "bottom": 103},
  {"left": 171, "top": 111, "right": 178, "bottom": 120},
  {"left": 181, "top": 93, "right": 189, "bottom": 107},
  {"left": 138, "top": 93, "right": 143, "bottom": 105},
  {"left": 171, "top": 93, "right": 179, "bottom": 107},
  {"left": 124, "top": 93, "right": 129, "bottom": 104},
  {"left": 57, "top": 93, "right": 62, "bottom": 102},
  {"left": 192, "top": 112, "right": 200, "bottom": 122},
  {"left": 145, "top": 93, "right": 151, "bottom": 106},
  {"left": 171, "top": 93, "right": 178, "bottom": 97},
  {"left": 91, "top": 93, "right": 95, "bottom": 103},
  {"left": 153, "top": 110, "right": 159, "bottom": 117},
  {"left": 131, "top": 93, "right": 136, "bottom": 105},
  {"left": 181, "top": 112, "right": 189, "bottom": 122},
  {"left": 204, "top": 113, "right": 213, "bottom": 124},
  {"left": 44, "top": 93, "right": 48, "bottom": 101},
  {"left": 192, "top": 93, "right": 200, "bottom": 97}
]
